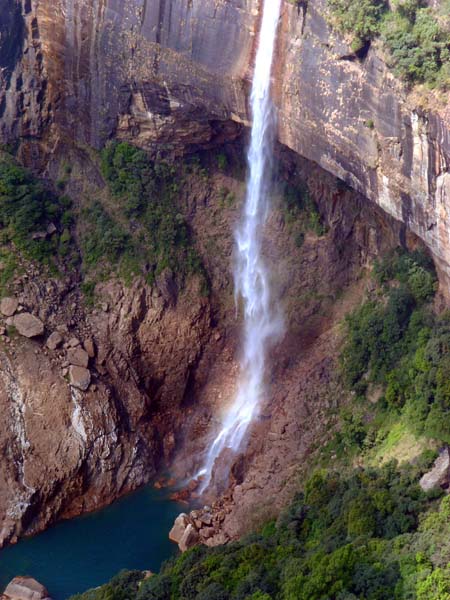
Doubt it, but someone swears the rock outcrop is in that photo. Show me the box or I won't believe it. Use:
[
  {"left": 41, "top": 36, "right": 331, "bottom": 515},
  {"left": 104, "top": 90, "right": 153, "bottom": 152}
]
[
  {"left": 3, "top": 577, "right": 51, "bottom": 600},
  {"left": 420, "top": 447, "right": 450, "bottom": 492}
]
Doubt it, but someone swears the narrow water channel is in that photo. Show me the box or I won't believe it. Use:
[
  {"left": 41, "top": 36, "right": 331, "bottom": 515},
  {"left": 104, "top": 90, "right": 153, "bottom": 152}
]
[{"left": 0, "top": 486, "right": 182, "bottom": 599}]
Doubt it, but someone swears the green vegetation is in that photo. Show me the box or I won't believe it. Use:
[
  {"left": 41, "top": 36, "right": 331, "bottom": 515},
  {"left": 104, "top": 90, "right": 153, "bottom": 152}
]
[
  {"left": 81, "top": 142, "right": 206, "bottom": 288},
  {"left": 282, "top": 182, "right": 326, "bottom": 243},
  {"left": 0, "top": 153, "right": 75, "bottom": 289},
  {"left": 328, "top": 0, "right": 387, "bottom": 52},
  {"left": 327, "top": 0, "right": 450, "bottom": 88},
  {"left": 71, "top": 457, "right": 450, "bottom": 600},
  {"left": 71, "top": 570, "right": 145, "bottom": 600},
  {"left": 338, "top": 247, "right": 450, "bottom": 450}
]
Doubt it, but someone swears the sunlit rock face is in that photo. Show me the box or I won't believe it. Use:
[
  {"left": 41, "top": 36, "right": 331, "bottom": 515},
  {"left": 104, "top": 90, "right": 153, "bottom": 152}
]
[{"left": 1, "top": 0, "right": 449, "bottom": 288}]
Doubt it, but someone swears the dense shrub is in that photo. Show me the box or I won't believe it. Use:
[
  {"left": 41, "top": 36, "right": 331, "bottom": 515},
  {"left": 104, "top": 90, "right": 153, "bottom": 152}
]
[
  {"left": 0, "top": 154, "right": 74, "bottom": 279},
  {"left": 328, "top": 0, "right": 387, "bottom": 51},
  {"left": 341, "top": 248, "right": 450, "bottom": 444},
  {"left": 84, "top": 142, "right": 206, "bottom": 287},
  {"left": 381, "top": 7, "right": 450, "bottom": 87}
]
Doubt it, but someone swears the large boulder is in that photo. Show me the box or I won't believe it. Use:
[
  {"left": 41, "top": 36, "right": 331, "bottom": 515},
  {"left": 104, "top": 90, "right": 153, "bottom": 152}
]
[
  {"left": 169, "top": 513, "right": 189, "bottom": 545},
  {"left": 420, "top": 448, "right": 450, "bottom": 492},
  {"left": 69, "top": 365, "right": 91, "bottom": 391},
  {"left": 67, "top": 347, "right": 89, "bottom": 368},
  {"left": 3, "top": 576, "right": 52, "bottom": 600},
  {"left": 178, "top": 524, "right": 199, "bottom": 552},
  {"left": 46, "top": 331, "right": 63, "bottom": 350},
  {"left": 13, "top": 313, "right": 44, "bottom": 338},
  {"left": 0, "top": 297, "right": 18, "bottom": 317}
]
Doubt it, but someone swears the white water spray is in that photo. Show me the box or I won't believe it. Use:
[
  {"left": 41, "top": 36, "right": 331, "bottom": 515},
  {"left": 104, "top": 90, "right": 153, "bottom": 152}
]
[{"left": 199, "top": 0, "right": 283, "bottom": 492}]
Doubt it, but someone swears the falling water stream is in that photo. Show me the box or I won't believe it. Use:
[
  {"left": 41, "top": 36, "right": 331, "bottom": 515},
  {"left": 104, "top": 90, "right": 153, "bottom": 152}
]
[{"left": 199, "top": 0, "right": 283, "bottom": 492}]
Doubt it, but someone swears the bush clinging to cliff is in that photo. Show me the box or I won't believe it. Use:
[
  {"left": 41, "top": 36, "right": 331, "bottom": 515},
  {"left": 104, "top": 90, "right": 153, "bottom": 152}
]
[{"left": 327, "top": 0, "right": 450, "bottom": 88}]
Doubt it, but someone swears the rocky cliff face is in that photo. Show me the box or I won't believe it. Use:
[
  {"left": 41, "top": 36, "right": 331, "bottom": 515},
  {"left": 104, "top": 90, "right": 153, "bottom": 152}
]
[
  {"left": 1, "top": 0, "right": 450, "bottom": 290},
  {"left": 0, "top": 263, "right": 212, "bottom": 546}
]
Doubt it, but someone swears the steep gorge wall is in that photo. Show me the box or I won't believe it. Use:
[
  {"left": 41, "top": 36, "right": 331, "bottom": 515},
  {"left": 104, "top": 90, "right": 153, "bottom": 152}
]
[{"left": 1, "top": 0, "right": 450, "bottom": 290}]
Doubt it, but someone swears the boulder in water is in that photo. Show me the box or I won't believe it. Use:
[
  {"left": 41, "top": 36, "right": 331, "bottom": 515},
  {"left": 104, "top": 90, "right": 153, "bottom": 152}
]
[
  {"left": 3, "top": 576, "right": 52, "bottom": 600},
  {"left": 179, "top": 523, "right": 199, "bottom": 552},
  {"left": 169, "top": 512, "right": 189, "bottom": 545}
]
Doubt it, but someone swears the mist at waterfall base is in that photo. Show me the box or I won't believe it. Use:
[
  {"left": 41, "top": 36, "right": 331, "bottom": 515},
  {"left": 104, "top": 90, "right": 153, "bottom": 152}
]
[
  {"left": 198, "top": 0, "right": 284, "bottom": 493},
  {"left": 0, "top": 486, "right": 182, "bottom": 600}
]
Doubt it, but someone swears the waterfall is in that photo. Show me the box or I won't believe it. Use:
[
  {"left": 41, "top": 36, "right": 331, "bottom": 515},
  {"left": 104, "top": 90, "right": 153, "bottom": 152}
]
[{"left": 198, "top": 0, "right": 283, "bottom": 492}]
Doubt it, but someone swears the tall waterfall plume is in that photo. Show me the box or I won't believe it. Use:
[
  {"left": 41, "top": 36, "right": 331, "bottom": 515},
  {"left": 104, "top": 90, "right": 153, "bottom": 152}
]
[{"left": 198, "top": 0, "right": 283, "bottom": 492}]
